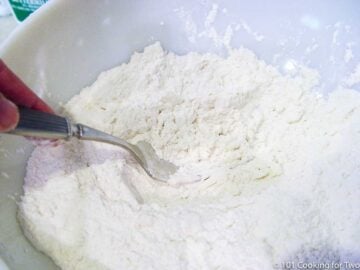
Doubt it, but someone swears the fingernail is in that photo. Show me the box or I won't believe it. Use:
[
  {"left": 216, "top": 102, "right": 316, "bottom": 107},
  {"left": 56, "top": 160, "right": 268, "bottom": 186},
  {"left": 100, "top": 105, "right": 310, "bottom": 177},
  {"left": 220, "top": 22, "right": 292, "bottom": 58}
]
[{"left": 0, "top": 95, "right": 19, "bottom": 132}]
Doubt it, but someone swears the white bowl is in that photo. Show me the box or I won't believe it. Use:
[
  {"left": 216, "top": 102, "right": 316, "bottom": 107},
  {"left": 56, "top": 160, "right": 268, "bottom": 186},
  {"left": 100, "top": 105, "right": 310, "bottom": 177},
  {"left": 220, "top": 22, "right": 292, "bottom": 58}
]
[{"left": 0, "top": 0, "right": 359, "bottom": 269}]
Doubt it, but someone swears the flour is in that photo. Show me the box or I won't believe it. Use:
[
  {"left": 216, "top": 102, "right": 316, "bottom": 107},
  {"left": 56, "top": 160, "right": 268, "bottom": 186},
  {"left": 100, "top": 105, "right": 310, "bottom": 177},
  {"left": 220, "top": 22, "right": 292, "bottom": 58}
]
[
  {"left": 175, "top": 5, "right": 263, "bottom": 48},
  {"left": 345, "top": 63, "right": 360, "bottom": 87},
  {"left": 19, "top": 43, "right": 360, "bottom": 270}
]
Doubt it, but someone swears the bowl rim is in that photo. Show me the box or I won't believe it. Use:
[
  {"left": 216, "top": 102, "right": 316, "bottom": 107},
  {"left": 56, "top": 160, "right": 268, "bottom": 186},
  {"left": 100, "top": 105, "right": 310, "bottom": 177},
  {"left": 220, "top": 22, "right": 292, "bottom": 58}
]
[{"left": 0, "top": 0, "right": 61, "bottom": 57}]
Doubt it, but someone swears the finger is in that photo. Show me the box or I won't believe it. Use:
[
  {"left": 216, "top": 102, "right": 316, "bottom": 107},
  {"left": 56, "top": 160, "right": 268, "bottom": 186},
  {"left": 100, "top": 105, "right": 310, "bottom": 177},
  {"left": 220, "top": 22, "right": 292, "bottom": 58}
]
[
  {"left": 0, "top": 93, "right": 19, "bottom": 132},
  {"left": 0, "top": 60, "right": 53, "bottom": 113}
]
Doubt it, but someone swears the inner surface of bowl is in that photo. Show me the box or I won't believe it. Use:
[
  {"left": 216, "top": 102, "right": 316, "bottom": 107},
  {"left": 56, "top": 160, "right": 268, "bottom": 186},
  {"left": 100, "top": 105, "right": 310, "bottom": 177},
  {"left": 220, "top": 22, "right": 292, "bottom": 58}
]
[{"left": 0, "top": 0, "right": 359, "bottom": 269}]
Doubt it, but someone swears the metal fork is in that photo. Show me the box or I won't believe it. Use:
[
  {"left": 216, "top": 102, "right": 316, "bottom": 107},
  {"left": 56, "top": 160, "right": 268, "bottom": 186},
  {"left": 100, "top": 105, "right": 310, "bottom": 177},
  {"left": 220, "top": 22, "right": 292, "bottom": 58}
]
[{"left": 8, "top": 107, "right": 179, "bottom": 182}]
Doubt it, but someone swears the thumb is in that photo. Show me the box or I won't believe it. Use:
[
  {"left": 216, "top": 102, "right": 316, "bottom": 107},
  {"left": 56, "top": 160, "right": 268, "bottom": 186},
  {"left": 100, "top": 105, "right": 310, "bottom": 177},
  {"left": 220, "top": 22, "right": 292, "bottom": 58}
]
[{"left": 0, "top": 93, "right": 19, "bottom": 132}]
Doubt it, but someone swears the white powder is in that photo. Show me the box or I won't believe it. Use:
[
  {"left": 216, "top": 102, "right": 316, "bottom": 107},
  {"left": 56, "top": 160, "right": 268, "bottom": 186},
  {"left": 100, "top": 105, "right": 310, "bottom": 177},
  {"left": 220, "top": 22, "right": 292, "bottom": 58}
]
[
  {"left": 175, "top": 5, "right": 263, "bottom": 48},
  {"left": 19, "top": 43, "right": 360, "bottom": 270},
  {"left": 345, "top": 63, "right": 360, "bottom": 87}
]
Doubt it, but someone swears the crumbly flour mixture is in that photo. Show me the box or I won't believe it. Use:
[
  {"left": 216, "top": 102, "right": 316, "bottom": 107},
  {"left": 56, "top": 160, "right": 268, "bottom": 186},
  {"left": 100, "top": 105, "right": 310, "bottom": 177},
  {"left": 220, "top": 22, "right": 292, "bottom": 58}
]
[{"left": 19, "top": 43, "right": 360, "bottom": 269}]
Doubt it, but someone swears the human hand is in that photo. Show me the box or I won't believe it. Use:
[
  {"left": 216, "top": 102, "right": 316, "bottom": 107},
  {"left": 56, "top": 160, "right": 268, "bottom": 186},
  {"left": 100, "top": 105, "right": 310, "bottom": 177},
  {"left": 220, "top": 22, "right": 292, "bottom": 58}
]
[{"left": 0, "top": 60, "right": 53, "bottom": 132}]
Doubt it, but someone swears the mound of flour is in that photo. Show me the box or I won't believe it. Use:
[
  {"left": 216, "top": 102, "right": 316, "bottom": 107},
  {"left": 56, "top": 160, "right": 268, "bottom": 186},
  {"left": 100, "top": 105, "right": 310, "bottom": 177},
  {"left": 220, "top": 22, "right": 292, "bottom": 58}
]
[{"left": 19, "top": 43, "right": 360, "bottom": 269}]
